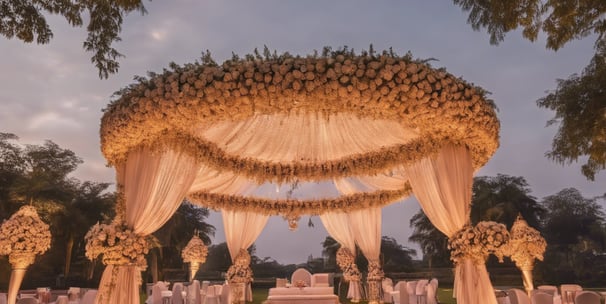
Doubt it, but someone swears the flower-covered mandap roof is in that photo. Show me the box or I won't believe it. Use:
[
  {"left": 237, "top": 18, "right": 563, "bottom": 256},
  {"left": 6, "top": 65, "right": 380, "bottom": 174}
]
[{"left": 100, "top": 48, "right": 500, "bottom": 216}]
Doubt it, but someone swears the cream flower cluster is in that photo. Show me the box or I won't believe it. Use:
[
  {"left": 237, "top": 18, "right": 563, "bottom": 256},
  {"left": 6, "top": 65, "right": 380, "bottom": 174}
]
[
  {"left": 227, "top": 249, "right": 253, "bottom": 284},
  {"left": 294, "top": 280, "right": 307, "bottom": 288},
  {"left": 0, "top": 206, "right": 51, "bottom": 260},
  {"left": 84, "top": 220, "right": 151, "bottom": 268},
  {"left": 448, "top": 221, "right": 510, "bottom": 265},
  {"left": 475, "top": 221, "right": 510, "bottom": 262},
  {"left": 366, "top": 260, "right": 385, "bottom": 281},
  {"left": 181, "top": 235, "right": 208, "bottom": 263},
  {"left": 336, "top": 247, "right": 361, "bottom": 282},
  {"left": 507, "top": 215, "right": 546, "bottom": 267},
  {"left": 101, "top": 48, "right": 499, "bottom": 184}
]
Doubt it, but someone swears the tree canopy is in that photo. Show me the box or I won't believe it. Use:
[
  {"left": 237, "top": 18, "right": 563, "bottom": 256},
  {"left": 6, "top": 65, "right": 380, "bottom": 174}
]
[
  {"left": 0, "top": 0, "right": 146, "bottom": 78},
  {"left": 454, "top": 0, "right": 606, "bottom": 179}
]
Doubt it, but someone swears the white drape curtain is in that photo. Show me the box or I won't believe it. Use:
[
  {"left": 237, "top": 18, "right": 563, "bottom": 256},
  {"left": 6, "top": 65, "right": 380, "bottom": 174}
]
[
  {"left": 96, "top": 147, "right": 199, "bottom": 304},
  {"left": 319, "top": 212, "right": 361, "bottom": 302},
  {"left": 222, "top": 210, "right": 269, "bottom": 262},
  {"left": 348, "top": 207, "right": 382, "bottom": 262},
  {"left": 404, "top": 145, "right": 497, "bottom": 304}
]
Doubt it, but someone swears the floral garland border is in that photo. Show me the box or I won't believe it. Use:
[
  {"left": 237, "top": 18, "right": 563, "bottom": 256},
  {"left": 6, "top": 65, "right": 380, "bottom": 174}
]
[
  {"left": 100, "top": 48, "right": 500, "bottom": 184},
  {"left": 188, "top": 187, "right": 410, "bottom": 216}
]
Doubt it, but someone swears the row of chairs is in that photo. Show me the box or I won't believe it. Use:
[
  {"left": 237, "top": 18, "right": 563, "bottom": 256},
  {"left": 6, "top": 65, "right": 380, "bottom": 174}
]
[
  {"left": 2, "top": 288, "right": 97, "bottom": 304},
  {"left": 382, "top": 278, "right": 439, "bottom": 304},
  {"left": 504, "top": 287, "right": 602, "bottom": 304},
  {"left": 148, "top": 280, "right": 251, "bottom": 304}
]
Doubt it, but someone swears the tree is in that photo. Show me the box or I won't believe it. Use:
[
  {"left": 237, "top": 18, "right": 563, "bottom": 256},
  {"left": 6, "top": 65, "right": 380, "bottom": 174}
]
[
  {"left": 537, "top": 42, "right": 606, "bottom": 180},
  {"left": 0, "top": 0, "right": 147, "bottom": 78},
  {"left": 0, "top": 133, "right": 24, "bottom": 219},
  {"left": 453, "top": 0, "right": 606, "bottom": 50},
  {"left": 539, "top": 188, "right": 606, "bottom": 282},
  {"left": 471, "top": 174, "right": 545, "bottom": 229},
  {"left": 409, "top": 210, "right": 451, "bottom": 268},
  {"left": 453, "top": 0, "right": 606, "bottom": 179},
  {"left": 51, "top": 181, "right": 115, "bottom": 278},
  {"left": 380, "top": 236, "right": 416, "bottom": 273}
]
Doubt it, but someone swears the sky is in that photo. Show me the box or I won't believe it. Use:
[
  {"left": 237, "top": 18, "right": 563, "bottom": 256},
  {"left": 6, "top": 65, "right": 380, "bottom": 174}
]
[{"left": 1, "top": 0, "right": 605, "bottom": 265}]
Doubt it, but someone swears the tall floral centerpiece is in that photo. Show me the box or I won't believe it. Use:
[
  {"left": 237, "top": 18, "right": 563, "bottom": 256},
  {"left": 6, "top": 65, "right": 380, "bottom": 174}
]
[
  {"left": 336, "top": 248, "right": 362, "bottom": 303},
  {"left": 181, "top": 234, "right": 208, "bottom": 281},
  {"left": 0, "top": 206, "right": 51, "bottom": 304},
  {"left": 506, "top": 215, "right": 546, "bottom": 295},
  {"left": 84, "top": 218, "right": 155, "bottom": 304},
  {"left": 226, "top": 249, "right": 253, "bottom": 304}
]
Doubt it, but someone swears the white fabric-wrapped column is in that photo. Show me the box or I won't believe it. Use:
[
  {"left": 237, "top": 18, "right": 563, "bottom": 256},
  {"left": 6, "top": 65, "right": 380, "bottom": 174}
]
[
  {"left": 349, "top": 207, "right": 383, "bottom": 303},
  {"left": 222, "top": 210, "right": 268, "bottom": 303},
  {"left": 405, "top": 145, "right": 497, "bottom": 304},
  {"left": 320, "top": 212, "right": 362, "bottom": 302},
  {"left": 96, "top": 147, "right": 200, "bottom": 304}
]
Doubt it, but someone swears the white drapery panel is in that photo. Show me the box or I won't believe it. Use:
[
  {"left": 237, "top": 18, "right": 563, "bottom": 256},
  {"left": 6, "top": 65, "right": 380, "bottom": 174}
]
[
  {"left": 96, "top": 147, "right": 200, "bottom": 304},
  {"left": 404, "top": 145, "right": 497, "bottom": 304},
  {"left": 319, "top": 212, "right": 356, "bottom": 254},
  {"left": 198, "top": 112, "right": 419, "bottom": 163},
  {"left": 319, "top": 212, "right": 361, "bottom": 302},
  {"left": 348, "top": 207, "right": 382, "bottom": 262},
  {"left": 222, "top": 210, "right": 269, "bottom": 261}
]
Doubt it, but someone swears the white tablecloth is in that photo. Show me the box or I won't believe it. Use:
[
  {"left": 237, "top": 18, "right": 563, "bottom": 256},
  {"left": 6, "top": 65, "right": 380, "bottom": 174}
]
[
  {"left": 269, "top": 287, "right": 334, "bottom": 296},
  {"left": 267, "top": 287, "right": 338, "bottom": 304}
]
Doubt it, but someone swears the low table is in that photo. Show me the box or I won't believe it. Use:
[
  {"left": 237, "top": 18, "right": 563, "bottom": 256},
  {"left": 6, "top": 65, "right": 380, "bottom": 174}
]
[{"left": 266, "top": 287, "right": 338, "bottom": 304}]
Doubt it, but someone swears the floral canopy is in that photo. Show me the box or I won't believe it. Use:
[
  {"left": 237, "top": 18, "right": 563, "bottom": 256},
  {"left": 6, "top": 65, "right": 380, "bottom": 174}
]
[
  {"left": 97, "top": 48, "right": 499, "bottom": 304},
  {"left": 101, "top": 50, "right": 498, "bottom": 216}
]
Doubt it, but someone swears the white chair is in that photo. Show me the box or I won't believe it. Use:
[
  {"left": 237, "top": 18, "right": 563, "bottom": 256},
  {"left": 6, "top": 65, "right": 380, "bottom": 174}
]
[
  {"left": 382, "top": 277, "right": 394, "bottom": 303},
  {"left": 392, "top": 281, "right": 408, "bottom": 304},
  {"left": 426, "top": 279, "right": 438, "bottom": 304},
  {"left": 311, "top": 273, "right": 331, "bottom": 287},
  {"left": 508, "top": 288, "right": 531, "bottom": 304},
  {"left": 55, "top": 295, "right": 69, "bottom": 304},
  {"left": 0, "top": 292, "right": 7, "bottom": 304},
  {"left": 574, "top": 291, "right": 601, "bottom": 304},
  {"left": 188, "top": 280, "right": 201, "bottom": 304},
  {"left": 416, "top": 279, "right": 429, "bottom": 304},
  {"left": 406, "top": 281, "right": 418, "bottom": 304},
  {"left": 152, "top": 282, "right": 169, "bottom": 304},
  {"left": 80, "top": 290, "right": 97, "bottom": 304},
  {"left": 291, "top": 268, "right": 312, "bottom": 287},
  {"left": 203, "top": 285, "right": 220, "bottom": 304},
  {"left": 16, "top": 299, "right": 37, "bottom": 304},
  {"left": 537, "top": 285, "right": 559, "bottom": 296},
  {"left": 172, "top": 282, "right": 184, "bottom": 304},
  {"left": 560, "top": 284, "right": 582, "bottom": 304},
  {"left": 67, "top": 287, "right": 81, "bottom": 302},
  {"left": 219, "top": 284, "right": 230, "bottom": 304},
  {"left": 532, "top": 292, "right": 554, "bottom": 304}
]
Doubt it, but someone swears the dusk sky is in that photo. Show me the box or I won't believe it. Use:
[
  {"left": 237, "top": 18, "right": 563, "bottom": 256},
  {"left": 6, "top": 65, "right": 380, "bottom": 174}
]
[{"left": 1, "top": 0, "right": 604, "bottom": 264}]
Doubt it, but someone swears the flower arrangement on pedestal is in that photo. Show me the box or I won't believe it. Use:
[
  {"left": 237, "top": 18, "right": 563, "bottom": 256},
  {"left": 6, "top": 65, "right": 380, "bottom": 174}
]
[
  {"left": 448, "top": 221, "right": 510, "bottom": 265},
  {"left": 181, "top": 235, "right": 208, "bottom": 281},
  {"left": 0, "top": 206, "right": 51, "bottom": 260},
  {"left": 0, "top": 206, "right": 51, "bottom": 304},
  {"left": 84, "top": 219, "right": 154, "bottom": 268},
  {"left": 505, "top": 215, "right": 546, "bottom": 294}
]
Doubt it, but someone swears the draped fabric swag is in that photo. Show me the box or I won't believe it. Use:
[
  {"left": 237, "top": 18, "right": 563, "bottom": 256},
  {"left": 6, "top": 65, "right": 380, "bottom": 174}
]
[
  {"left": 404, "top": 145, "right": 497, "bottom": 304},
  {"left": 319, "top": 212, "right": 361, "bottom": 302},
  {"left": 95, "top": 147, "right": 199, "bottom": 304}
]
